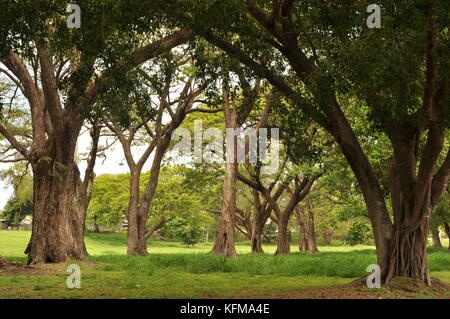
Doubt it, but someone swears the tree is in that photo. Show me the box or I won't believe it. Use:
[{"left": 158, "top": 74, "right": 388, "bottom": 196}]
[
  {"left": 295, "top": 197, "right": 319, "bottom": 253},
  {"left": 102, "top": 55, "right": 209, "bottom": 255},
  {"left": 165, "top": 218, "right": 204, "bottom": 246},
  {"left": 87, "top": 174, "right": 130, "bottom": 231},
  {"left": 0, "top": 1, "right": 192, "bottom": 263},
  {"left": 87, "top": 165, "right": 218, "bottom": 242},
  {"left": 166, "top": 0, "right": 450, "bottom": 285},
  {"left": 211, "top": 71, "right": 262, "bottom": 257}
]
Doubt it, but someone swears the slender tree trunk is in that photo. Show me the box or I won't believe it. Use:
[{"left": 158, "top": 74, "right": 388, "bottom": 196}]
[
  {"left": 93, "top": 216, "right": 100, "bottom": 233},
  {"left": 250, "top": 221, "right": 264, "bottom": 253},
  {"left": 323, "top": 232, "right": 333, "bottom": 245},
  {"left": 295, "top": 207, "right": 308, "bottom": 252},
  {"left": 275, "top": 215, "right": 290, "bottom": 255},
  {"left": 127, "top": 170, "right": 148, "bottom": 256},
  {"left": 306, "top": 209, "right": 319, "bottom": 253},
  {"left": 431, "top": 229, "right": 442, "bottom": 248},
  {"left": 444, "top": 222, "right": 450, "bottom": 250},
  {"left": 306, "top": 199, "right": 319, "bottom": 253},
  {"left": 249, "top": 189, "right": 265, "bottom": 253},
  {"left": 212, "top": 161, "right": 238, "bottom": 256},
  {"left": 212, "top": 84, "right": 238, "bottom": 257}
]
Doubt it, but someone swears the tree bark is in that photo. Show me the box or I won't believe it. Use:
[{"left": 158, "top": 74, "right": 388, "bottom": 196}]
[
  {"left": 306, "top": 200, "right": 319, "bottom": 253},
  {"left": 295, "top": 207, "right": 308, "bottom": 252},
  {"left": 127, "top": 170, "right": 148, "bottom": 256},
  {"left": 275, "top": 215, "right": 290, "bottom": 255},
  {"left": 250, "top": 221, "right": 264, "bottom": 253},
  {"left": 212, "top": 160, "right": 238, "bottom": 257}
]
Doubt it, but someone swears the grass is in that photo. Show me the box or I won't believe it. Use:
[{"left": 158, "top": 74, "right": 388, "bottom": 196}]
[{"left": 0, "top": 231, "right": 449, "bottom": 298}]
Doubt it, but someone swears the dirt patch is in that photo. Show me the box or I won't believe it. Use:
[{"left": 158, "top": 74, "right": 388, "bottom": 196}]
[
  {"left": 203, "top": 279, "right": 450, "bottom": 299},
  {"left": 347, "top": 275, "right": 450, "bottom": 293},
  {"left": 0, "top": 257, "right": 62, "bottom": 277},
  {"left": 385, "top": 276, "right": 450, "bottom": 292}
]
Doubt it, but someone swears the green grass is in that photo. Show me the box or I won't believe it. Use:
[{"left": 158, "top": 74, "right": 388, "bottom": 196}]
[
  {"left": 0, "top": 230, "right": 380, "bottom": 258},
  {"left": 0, "top": 231, "right": 449, "bottom": 298}
]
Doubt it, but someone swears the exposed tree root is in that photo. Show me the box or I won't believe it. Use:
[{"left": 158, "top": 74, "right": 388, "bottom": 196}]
[{"left": 347, "top": 276, "right": 449, "bottom": 292}]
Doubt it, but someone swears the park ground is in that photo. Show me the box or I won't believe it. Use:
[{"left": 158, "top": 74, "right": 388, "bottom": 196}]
[{"left": 0, "top": 231, "right": 449, "bottom": 299}]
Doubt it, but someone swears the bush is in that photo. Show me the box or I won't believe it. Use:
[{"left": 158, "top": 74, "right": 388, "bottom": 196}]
[
  {"left": 165, "top": 218, "right": 203, "bottom": 246},
  {"left": 344, "top": 220, "right": 372, "bottom": 246}
]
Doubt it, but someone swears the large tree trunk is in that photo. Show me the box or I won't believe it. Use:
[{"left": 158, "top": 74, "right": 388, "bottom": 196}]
[
  {"left": 275, "top": 215, "right": 290, "bottom": 255},
  {"left": 26, "top": 159, "right": 87, "bottom": 264},
  {"left": 431, "top": 229, "right": 442, "bottom": 248},
  {"left": 386, "top": 219, "right": 431, "bottom": 284}
]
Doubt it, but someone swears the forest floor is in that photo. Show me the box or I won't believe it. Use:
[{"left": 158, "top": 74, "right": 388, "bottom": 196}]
[{"left": 0, "top": 231, "right": 449, "bottom": 299}]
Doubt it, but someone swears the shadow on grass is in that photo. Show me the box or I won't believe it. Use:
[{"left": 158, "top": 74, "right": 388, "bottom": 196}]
[{"left": 85, "top": 248, "right": 449, "bottom": 279}]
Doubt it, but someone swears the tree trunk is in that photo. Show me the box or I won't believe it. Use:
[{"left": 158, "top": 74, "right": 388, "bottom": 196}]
[
  {"left": 306, "top": 200, "right": 319, "bottom": 253},
  {"left": 250, "top": 222, "right": 264, "bottom": 253},
  {"left": 93, "top": 216, "right": 100, "bottom": 233},
  {"left": 275, "top": 215, "right": 290, "bottom": 255},
  {"left": 431, "top": 229, "right": 442, "bottom": 248},
  {"left": 127, "top": 170, "right": 148, "bottom": 256},
  {"left": 444, "top": 222, "right": 450, "bottom": 250},
  {"left": 212, "top": 161, "right": 238, "bottom": 257},
  {"left": 26, "top": 160, "right": 87, "bottom": 264},
  {"left": 306, "top": 209, "right": 319, "bottom": 253},
  {"left": 295, "top": 208, "right": 308, "bottom": 252},
  {"left": 386, "top": 221, "right": 430, "bottom": 284},
  {"left": 212, "top": 85, "right": 238, "bottom": 257},
  {"left": 323, "top": 232, "right": 333, "bottom": 245},
  {"left": 126, "top": 134, "right": 171, "bottom": 256}
]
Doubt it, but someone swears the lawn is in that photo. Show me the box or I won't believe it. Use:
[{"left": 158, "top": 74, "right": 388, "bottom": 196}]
[{"left": 0, "top": 231, "right": 449, "bottom": 299}]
